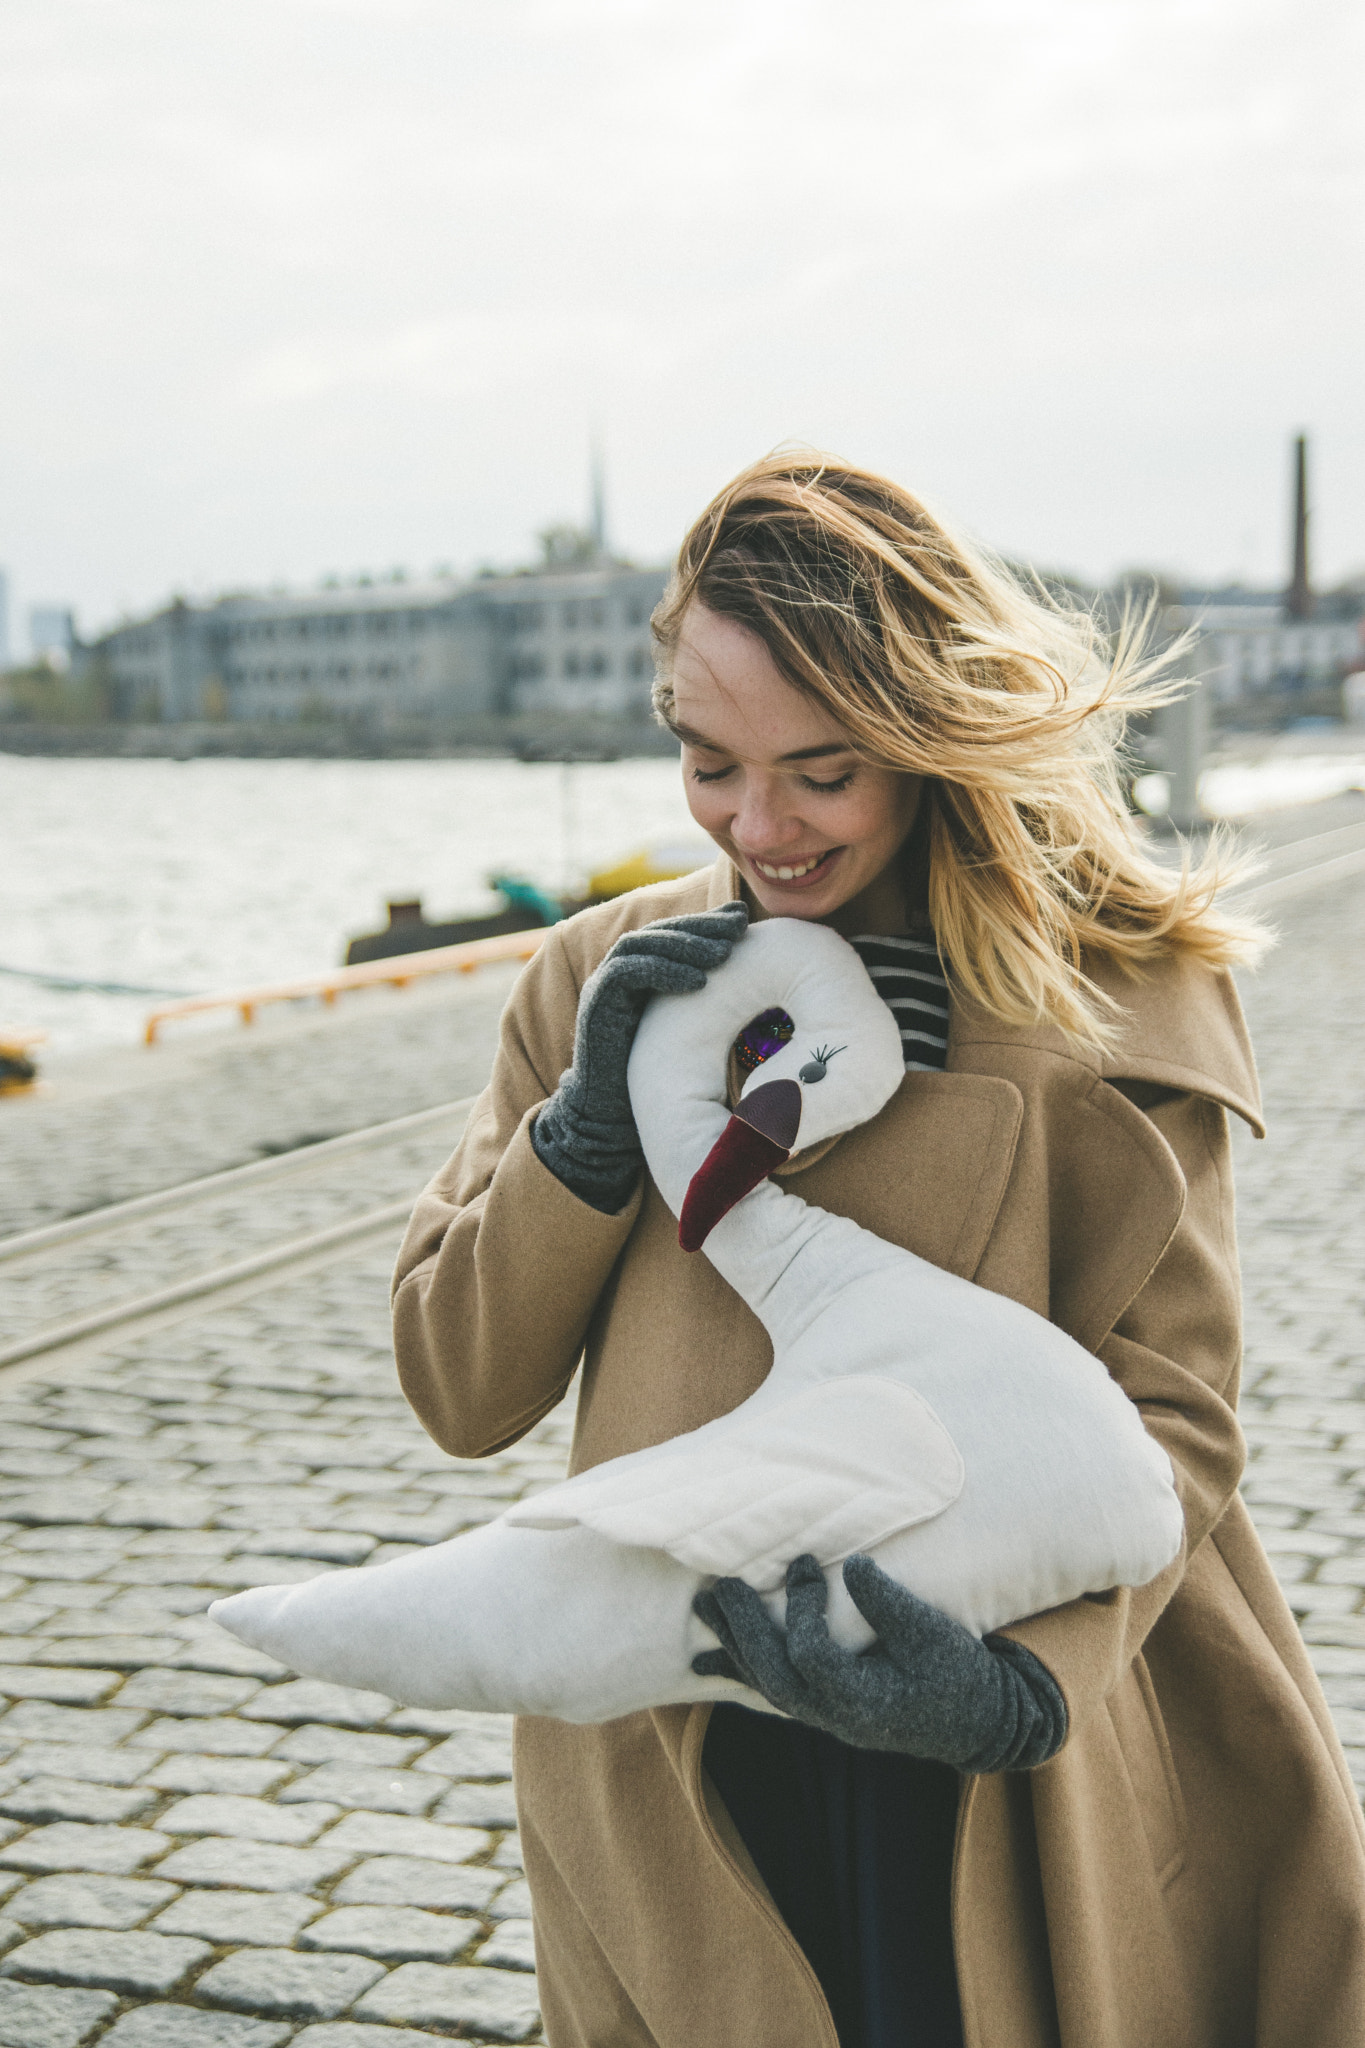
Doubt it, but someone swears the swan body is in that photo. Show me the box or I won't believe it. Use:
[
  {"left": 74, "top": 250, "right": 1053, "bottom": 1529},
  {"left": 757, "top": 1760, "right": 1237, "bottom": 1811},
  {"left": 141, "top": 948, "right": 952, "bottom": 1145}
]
[{"left": 211, "top": 919, "right": 1183, "bottom": 1718}]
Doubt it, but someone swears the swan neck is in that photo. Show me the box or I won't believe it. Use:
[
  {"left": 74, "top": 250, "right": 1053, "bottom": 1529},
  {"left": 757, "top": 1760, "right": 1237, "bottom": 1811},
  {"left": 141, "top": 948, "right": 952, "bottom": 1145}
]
[{"left": 702, "top": 1177, "right": 829, "bottom": 1330}]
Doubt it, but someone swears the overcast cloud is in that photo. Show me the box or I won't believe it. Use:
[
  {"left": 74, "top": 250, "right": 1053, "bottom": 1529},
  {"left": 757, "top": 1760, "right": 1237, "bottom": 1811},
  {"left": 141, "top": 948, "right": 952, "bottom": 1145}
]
[{"left": 1, "top": 0, "right": 1361, "bottom": 640}]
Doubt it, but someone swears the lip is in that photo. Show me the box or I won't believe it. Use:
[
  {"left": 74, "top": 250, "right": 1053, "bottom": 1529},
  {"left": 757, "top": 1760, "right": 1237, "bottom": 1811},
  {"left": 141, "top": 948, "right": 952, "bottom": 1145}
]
[{"left": 741, "top": 847, "right": 842, "bottom": 891}]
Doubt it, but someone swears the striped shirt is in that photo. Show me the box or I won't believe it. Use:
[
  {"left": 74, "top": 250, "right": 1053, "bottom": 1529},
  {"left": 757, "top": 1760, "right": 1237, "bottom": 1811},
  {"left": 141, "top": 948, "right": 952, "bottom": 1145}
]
[{"left": 850, "top": 933, "right": 950, "bottom": 1072}]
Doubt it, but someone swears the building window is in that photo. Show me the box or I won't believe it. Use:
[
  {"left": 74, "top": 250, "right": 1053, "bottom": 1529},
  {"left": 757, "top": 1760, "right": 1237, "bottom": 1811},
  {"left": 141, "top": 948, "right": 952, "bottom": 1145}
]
[
  {"left": 586, "top": 649, "right": 608, "bottom": 678},
  {"left": 564, "top": 650, "right": 581, "bottom": 678},
  {"left": 563, "top": 602, "right": 579, "bottom": 629}
]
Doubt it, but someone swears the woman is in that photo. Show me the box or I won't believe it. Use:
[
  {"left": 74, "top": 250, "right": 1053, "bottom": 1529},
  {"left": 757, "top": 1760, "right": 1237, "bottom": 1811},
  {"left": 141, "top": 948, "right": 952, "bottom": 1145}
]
[{"left": 393, "top": 456, "right": 1365, "bottom": 2047}]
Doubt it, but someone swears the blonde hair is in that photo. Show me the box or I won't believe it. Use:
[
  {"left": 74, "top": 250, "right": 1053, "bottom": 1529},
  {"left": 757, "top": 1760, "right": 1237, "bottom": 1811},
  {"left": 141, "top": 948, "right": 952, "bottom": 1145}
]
[{"left": 652, "top": 451, "right": 1265, "bottom": 1049}]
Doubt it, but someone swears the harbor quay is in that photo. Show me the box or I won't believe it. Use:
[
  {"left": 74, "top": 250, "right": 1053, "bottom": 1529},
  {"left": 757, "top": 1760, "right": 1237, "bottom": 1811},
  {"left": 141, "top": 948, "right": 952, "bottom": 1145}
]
[
  {"left": 0, "top": 960, "right": 528, "bottom": 1244},
  {"left": 0, "top": 846, "right": 1362, "bottom": 2042}
]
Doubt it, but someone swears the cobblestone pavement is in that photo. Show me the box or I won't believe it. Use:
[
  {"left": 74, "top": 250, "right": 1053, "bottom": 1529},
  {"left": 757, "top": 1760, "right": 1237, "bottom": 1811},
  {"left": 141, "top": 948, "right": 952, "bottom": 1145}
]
[
  {"left": 0, "top": 963, "right": 522, "bottom": 1238},
  {"left": 1231, "top": 864, "right": 1365, "bottom": 1790},
  {"left": 0, "top": 1243, "right": 565, "bottom": 2043},
  {"left": 0, "top": 849, "right": 1360, "bottom": 2041}
]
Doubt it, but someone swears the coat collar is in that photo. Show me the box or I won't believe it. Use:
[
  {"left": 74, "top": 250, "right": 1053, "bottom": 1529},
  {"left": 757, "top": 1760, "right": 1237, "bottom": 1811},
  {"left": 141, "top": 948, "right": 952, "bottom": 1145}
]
[{"left": 948, "top": 950, "right": 1264, "bottom": 1137}]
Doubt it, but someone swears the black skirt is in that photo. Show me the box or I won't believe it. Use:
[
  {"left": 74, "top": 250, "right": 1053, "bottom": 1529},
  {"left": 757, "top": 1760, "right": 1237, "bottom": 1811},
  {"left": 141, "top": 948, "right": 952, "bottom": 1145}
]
[{"left": 704, "top": 1703, "right": 964, "bottom": 2048}]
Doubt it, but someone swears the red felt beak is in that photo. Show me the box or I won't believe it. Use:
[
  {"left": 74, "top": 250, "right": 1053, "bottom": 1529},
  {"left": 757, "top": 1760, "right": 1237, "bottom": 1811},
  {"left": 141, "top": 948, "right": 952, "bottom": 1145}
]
[{"left": 679, "top": 1079, "right": 802, "bottom": 1253}]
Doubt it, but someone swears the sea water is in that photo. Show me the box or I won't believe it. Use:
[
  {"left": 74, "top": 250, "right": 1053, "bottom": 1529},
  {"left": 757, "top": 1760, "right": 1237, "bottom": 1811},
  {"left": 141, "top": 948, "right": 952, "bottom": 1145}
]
[
  {"left": 0, "top": 754, "right": 701, "bottom": 1053},
  {"left": 4, "top": 745, "right": 1364, "bottom": 1057}
]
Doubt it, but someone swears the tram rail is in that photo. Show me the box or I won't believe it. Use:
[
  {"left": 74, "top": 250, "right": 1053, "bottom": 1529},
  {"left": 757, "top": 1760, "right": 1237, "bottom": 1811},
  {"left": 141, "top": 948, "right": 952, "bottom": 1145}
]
[{"left": 0, "top": 1096, "right": 475, "bottom": 1372}]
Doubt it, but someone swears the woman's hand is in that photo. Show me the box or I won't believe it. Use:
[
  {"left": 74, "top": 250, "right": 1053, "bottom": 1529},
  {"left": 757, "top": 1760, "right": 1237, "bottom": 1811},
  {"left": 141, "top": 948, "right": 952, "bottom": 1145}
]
[
  {"left": 693, "top": 1552, "right": 1067, "bottom": 1773},
  {"left": 531, "top": 902, "right": 749, "bottom": 1214}
]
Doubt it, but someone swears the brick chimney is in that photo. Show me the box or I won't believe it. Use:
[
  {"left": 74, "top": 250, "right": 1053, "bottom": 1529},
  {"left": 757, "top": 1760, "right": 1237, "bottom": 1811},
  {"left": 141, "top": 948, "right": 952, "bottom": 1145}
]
[{"left": 1286, "top": 433, "right": 1314, "bottom": 619}]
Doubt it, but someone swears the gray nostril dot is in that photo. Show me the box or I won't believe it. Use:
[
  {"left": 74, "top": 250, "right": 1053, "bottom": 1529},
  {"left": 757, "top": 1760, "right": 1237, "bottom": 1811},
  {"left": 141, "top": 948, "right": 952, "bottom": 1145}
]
[{"left": 799, "top": 1061, "right": 827, "bottom": 1083}]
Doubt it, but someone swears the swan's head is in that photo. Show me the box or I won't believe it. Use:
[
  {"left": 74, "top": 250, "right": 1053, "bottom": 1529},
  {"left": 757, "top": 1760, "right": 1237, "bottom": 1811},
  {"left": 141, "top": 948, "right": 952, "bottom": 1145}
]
[{"left": 627, "top": 915, "right": 905, "bottom": 1248}]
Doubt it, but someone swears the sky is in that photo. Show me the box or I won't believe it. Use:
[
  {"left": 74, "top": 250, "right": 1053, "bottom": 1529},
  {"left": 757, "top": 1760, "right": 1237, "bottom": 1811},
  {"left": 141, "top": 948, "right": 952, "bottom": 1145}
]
[{"left": 1, "top": 0, "right": 1362, "bottom": 649}]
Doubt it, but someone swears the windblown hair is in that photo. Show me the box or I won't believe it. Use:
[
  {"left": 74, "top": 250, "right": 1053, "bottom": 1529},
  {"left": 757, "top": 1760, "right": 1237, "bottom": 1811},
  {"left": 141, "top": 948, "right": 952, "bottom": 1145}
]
[{"left": 652, "top": 452, "right": 1265, "bottom": 1048}]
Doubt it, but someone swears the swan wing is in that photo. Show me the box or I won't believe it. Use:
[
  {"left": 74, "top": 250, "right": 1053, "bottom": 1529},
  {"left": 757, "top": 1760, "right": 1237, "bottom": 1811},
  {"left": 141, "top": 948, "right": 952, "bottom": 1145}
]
[{"left": 508, "top": 1375, "right": 964, "bottom": 1591}]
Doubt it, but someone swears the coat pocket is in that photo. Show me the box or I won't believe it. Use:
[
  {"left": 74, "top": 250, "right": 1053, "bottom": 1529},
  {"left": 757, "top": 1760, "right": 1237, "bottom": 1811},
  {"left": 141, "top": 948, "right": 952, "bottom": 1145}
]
[{"left": 1107, "top": 1655, "right": 1187, "bottom": 1888}]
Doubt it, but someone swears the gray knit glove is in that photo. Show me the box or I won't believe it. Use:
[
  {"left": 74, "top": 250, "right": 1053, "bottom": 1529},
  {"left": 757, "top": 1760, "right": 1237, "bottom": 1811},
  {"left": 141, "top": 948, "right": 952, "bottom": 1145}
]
[
  {"left": 693, "top": 1553, "right": 1067, "bottom": 1773},
  {"left": 531, "top": 902, "right": 749, "bottom": 1214}
]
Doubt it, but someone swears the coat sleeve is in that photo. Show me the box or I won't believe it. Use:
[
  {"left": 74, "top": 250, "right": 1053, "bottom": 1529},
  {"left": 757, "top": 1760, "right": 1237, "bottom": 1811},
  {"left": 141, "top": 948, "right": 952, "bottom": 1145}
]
[
  {"left": 391, "top": 924, "right": 645, "bottom": 1459},
  {"left": 998, "top": 1087, "right": 1248, "bottom": 1737}
]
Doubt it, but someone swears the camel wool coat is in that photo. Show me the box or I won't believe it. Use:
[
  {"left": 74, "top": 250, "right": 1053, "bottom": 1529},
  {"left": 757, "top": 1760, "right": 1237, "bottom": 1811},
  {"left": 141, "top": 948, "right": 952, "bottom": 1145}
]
[{"left": 392, "top": 858, "right": 1365, "bottom": 2048}]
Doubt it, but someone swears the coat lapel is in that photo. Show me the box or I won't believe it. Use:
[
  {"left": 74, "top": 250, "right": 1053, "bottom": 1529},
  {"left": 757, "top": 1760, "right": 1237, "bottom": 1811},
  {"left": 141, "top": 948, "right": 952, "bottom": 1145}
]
[{"left": 778, "top": 1070, "right": 1024, "bottom": 1283}]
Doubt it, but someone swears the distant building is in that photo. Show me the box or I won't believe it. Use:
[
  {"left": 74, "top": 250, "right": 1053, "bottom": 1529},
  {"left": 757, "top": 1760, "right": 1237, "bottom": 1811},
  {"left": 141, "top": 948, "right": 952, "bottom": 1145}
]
[
  {"left": 487, "top": 564, "right": 665, "bottom": 719},
  {"left": 0, "top": 569, "right": 8, "bottom": 670},
  {"left": 29, "top": 605, "right": 77, "bottom": 666},
  {"left": 1190, "top": 598, "right": 1364, "bottom": 702},
  {"left": 87, "top": 558, "right": 668, "bottom": 727}
]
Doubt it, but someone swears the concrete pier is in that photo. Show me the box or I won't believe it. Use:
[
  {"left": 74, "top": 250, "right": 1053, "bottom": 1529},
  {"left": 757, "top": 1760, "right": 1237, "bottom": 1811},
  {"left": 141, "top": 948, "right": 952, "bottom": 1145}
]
[{"left": 0, "top": 832, "right": 1362, "bottom": 2042}]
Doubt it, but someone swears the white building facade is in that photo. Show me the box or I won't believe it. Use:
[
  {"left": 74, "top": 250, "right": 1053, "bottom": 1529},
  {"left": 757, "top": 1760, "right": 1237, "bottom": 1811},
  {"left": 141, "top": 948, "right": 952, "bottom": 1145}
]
[
  {"left": 91, "top": 561, "right": 669, "bottom": 726},
  {"left": 485, "top": 566, "right": 664, "bottom": 719},
  {"left": 1197, "top": 608, "right": 1365, "bottom": 702}
]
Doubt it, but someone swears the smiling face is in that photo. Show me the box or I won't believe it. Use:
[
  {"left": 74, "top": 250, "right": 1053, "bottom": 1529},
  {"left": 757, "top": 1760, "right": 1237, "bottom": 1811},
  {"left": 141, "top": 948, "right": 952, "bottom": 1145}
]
[{"left": 668, "top": 602, "right": 923, "bottom": 929}]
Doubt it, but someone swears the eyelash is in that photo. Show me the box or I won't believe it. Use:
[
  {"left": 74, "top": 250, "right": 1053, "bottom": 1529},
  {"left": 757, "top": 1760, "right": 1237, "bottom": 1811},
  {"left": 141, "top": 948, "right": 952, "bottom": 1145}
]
[{"left": 690, "top": 766, "right": 855, "bottom": 794}]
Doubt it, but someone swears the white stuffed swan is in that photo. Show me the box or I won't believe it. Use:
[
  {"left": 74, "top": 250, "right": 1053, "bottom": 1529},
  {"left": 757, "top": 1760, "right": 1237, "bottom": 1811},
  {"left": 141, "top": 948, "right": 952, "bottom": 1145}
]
[{"left": 211, "top": 919, "right": 1183, "bottom": 1721}]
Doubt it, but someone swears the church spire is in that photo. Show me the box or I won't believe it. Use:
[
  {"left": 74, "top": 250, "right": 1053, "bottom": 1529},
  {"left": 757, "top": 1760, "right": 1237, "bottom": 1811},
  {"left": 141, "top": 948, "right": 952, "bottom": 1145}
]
[{"left": 589, "top": 437, "right": 607, "bottom": 559}]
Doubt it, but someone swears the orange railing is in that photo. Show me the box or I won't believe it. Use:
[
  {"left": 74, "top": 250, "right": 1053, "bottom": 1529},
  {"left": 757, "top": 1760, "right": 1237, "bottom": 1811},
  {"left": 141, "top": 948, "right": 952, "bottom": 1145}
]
[{"left": 143, "top": 927, "right": 551, "bottom": 1046}]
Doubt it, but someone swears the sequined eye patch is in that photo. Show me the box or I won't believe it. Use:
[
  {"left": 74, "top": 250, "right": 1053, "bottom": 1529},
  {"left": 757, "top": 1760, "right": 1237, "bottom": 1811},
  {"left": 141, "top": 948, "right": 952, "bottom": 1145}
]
[{"left": 734, "top": 1007, "right": 795, "bottom": 1074}]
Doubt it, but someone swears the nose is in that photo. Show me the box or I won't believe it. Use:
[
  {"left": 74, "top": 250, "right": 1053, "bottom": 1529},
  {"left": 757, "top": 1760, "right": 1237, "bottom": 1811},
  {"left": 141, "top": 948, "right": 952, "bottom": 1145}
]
[{"left": 730, "top": 774, "right": 808, "bottom": 857}]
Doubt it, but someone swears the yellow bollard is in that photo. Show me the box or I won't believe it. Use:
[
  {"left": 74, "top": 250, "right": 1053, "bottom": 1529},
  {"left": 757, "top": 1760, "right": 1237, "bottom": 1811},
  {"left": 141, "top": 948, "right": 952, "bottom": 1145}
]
[{"left": 0, "top": 1029, "right": 46, "bottom": 1099}]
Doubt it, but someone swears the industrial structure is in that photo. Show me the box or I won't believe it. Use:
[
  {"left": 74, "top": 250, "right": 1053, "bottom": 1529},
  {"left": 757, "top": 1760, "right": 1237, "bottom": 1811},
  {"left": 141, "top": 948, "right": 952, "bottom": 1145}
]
[{"left": 1186, "top": 435, "right": 1364, "bottom": 706}]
